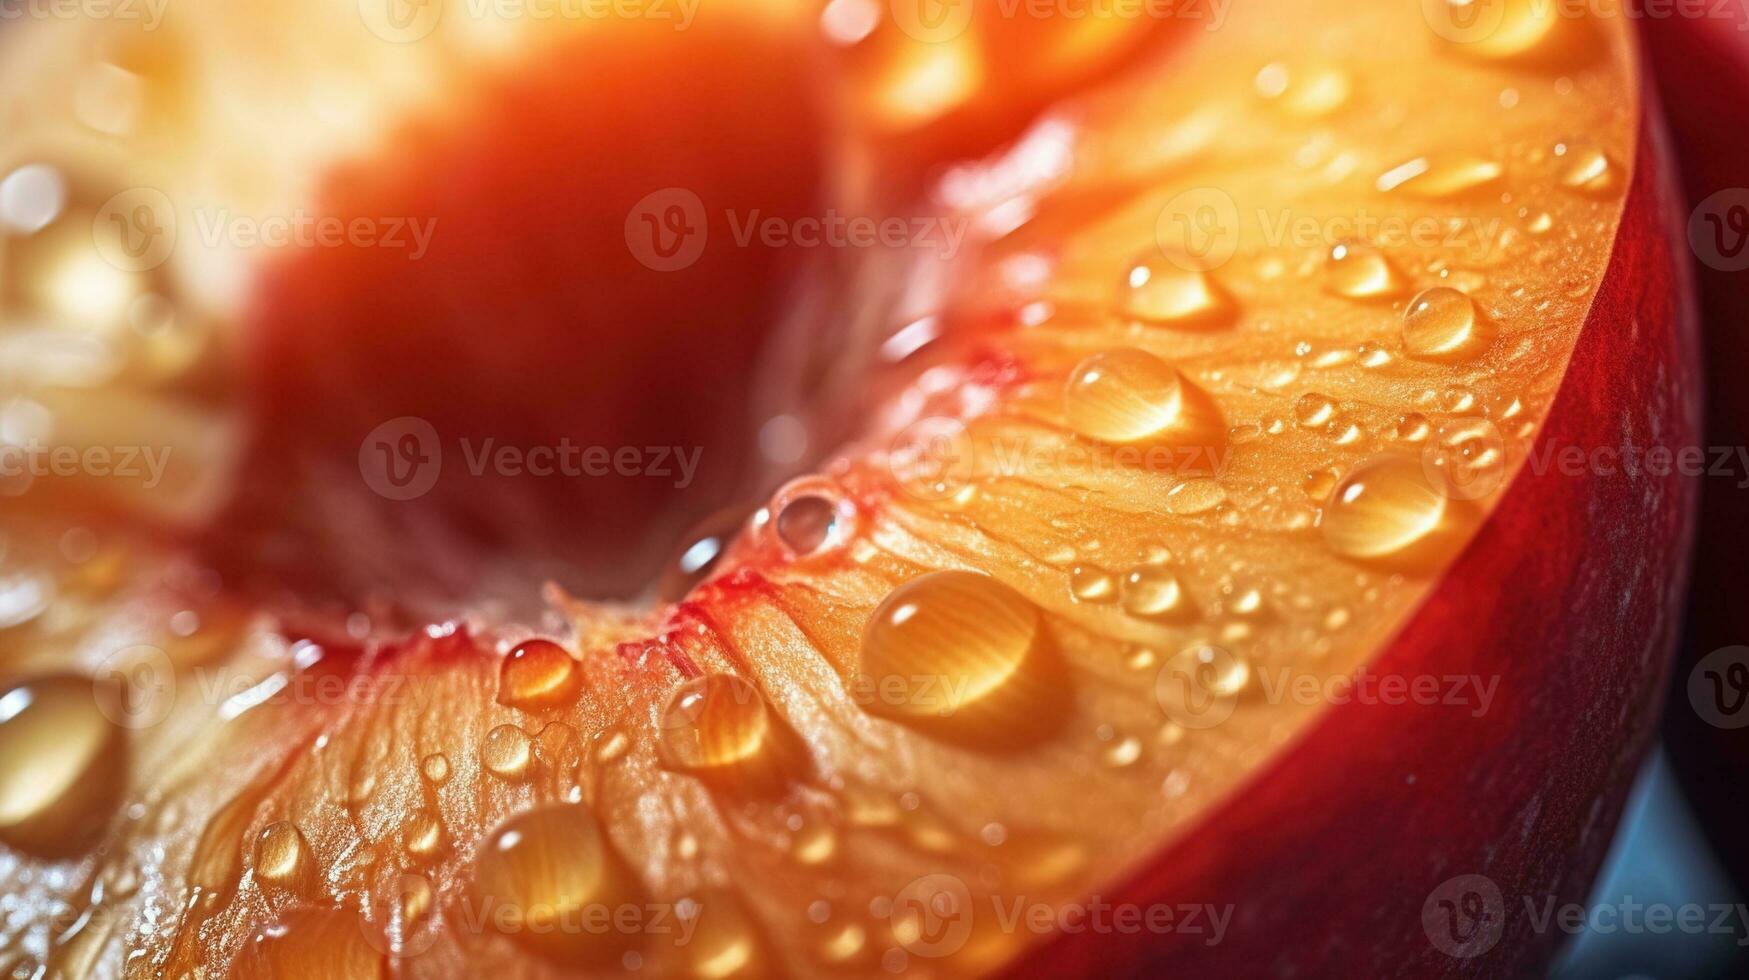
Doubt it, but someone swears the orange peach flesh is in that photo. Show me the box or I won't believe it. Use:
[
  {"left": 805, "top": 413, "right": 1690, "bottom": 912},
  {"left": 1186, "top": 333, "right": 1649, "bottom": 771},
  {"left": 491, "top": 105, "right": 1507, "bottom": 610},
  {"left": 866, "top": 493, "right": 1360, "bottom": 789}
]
[{"left": 0, "top": 0, "right": 1637, "bottom": 977}]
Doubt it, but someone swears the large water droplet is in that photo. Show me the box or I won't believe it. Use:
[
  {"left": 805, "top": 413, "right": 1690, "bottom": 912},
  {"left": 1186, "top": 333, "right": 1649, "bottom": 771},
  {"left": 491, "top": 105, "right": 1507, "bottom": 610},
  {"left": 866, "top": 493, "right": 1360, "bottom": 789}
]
[
  {"left": 473, "top": 804, "right": 647, "bottom": 966},
  {"left": 1322, "top": 455, "right": 1463, "bottom": 566},
  {"left": 0, "top": 675, "right": 125, "bottom": 856},
  {"left": 858, "top": 570, "right": 1063, "bottom": 744},
  {"left": 658, "top": 675, "right": 804, "bottom": 793},
  {"left": 1063, "top": 348, "right": 1226, "bottom": 452}
]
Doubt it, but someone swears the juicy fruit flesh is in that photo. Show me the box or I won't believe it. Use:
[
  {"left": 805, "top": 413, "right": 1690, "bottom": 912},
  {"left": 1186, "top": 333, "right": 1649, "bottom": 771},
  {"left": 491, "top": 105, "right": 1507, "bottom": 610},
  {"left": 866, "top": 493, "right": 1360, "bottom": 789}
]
[{"left": 0, "top": 0, "right": 1641, "bottom": 978}]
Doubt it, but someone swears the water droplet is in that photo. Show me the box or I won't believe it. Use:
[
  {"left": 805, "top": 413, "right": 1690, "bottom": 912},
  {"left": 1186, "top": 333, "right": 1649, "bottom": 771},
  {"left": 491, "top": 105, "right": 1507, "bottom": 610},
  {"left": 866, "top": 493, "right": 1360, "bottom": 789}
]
[
  {"left": 858, "top": 570, "right": 1062, "bottom": 743},
  {"left": 686, "top": 892, "right": 769, "bottom": 979},
  {"left": 1403, "top": 286, "right": 1492, "bottom": 361},
  {"left": 660, "top": 506, "right": 748, "bottom": 601},
  {"left": 1391, "top": 412, "right": 1431, "bottom": 443},
  {"left": 658, "top": 675, "right": 803, "bottom": 793},
  {"left": 253, "top": 821, "right": 311, "bottom": 892},
  {"left": 473, "top": 804, "right": 646, "bottom": 966},
  {"left": 1428, "top": 0, "right": 1574, "bottom": 62},
  {"left": 1102, "top": 735, "right": 1143, "bottom": 769},
  {"left": 232, "top": 908, "right": 385, "bottom": 980},
  {"left": 1253, "top": 62, "right": 1351, "bottom": 117},
  {"left": 1325, "top": 242, "right": 1406, "bottom": 299},
  {"left": 1120, "top": 565, "right": 1185, "bottom": 619},
  {"left": 594, "top": 726, "right": 631, "bottom": 764},
  {"left": 420, "top": 753, "right": 450, "bottom": 784},
  {"left": 482, "top": 724, "right": 534, "bottom": 781},
  {"left": 1068, "top": 564, "right": 1116, "bottom": 603},
  {"left": 497, "top": 639, "right": 580, "bottom": 711},
  {"left": 1376, "top": 155, "right": 1502, "bottom": 198},
  {"left": 1321, "top": 455, "right": 1460, "bottom": 565},
  {"left": 1064, "top": 348, "right": 1226, "bottom": 451},
  {"left": 0, "top": 675, "right": 125, "bottom": 856},
  {"left": 1556, "top": 141, "right": 1619, "bottom": 195},
  {"left": 792, "top": 823, "right": 838, "bottom": 865},
  {"left": 403, "top": 810, "right": 445, "bottom": 859},
  {"left": 775, "top": 491, "right": 845, "bottom": 557},
  {"left": 1165, "top": 478, "right": 1226, "bottom": 515},
  {"left": 1119, "top": 256, "right": 1235, "bottom": 328},
  {"left": 1294, "top": 393, "right": 1335, "bottom": 428}
]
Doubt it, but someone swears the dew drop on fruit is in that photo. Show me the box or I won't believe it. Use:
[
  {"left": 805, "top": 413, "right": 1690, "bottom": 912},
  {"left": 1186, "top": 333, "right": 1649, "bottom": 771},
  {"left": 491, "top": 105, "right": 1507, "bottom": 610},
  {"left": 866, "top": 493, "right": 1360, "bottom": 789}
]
[
  {"left": 1063, "top": 348, "right": 1224, "bottom": 451},
  {"left": 1402, "top": 286, "right": 1490, "bottom": 361},
  {"left": 497, "top": 639, "right": 580, "bottom": 711},
  {"left": 0, "top": 674, "right": 125, "bottom": 856},
  {"left": 482, "top": 724, "right": 534, "bottom": 781},
  {"left": 403, "top": 810, "right": 444, "bottom": 860},
  {"left": 1321, "top": 455, "right": 1451, "bottom": 562},
  {"left": 1324, "top": 242, "right": 1406, "bottom": 299},
  {"left": 1556, "top": 141, "right": 1619, "bottom": 195},
  {"left": 1376, "top": 154, "right": 1502, "bottom": 198},
  {"left": 684, "top": 892, "right": 769, "bottom": 979},
  {"left": 1068, "top": 564, "right": 1116, "bottom": 603},
  {"left": 232, "top": 907, "right": 386, "bottom": 980},
  {"left": 420, "top": 752, "right": 450, "bottom": 784},
  {"left": 1252, "top": 62, "right": 1351, "bottom": 117},
  {"left": 1165, "top": 478, "right": 1226, "bottom": 515},
  {"left": 657, "top": 675, "right": 799, "bottom": 790},
  {"left": 1293, "top": 392, "right": 1334, "bottom": 428},
  {"left": 1120, "top": 565, "right": 1185, "bottom": 618},
  {"left": 775, "top": 492, "right": 843, "bottom": 557},
  {"left": 858, "top": 570, "right": 1052, "bottom": 736},
  {"left": 473, "top": 804, "right": 645, "bottom": 966},
  {"left": 252, "top": 821, "right": 311, "bottom": 892},
  {"left": 1118, "top": 255, "right": 1234, "bottom": 328}
]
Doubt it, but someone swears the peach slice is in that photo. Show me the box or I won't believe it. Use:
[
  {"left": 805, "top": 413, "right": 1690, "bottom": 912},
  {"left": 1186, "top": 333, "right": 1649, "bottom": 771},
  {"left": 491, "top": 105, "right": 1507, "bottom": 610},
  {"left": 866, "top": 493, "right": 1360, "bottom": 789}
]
[{"left": 0, "top": 0, "right": 1697, "bottom": 977}]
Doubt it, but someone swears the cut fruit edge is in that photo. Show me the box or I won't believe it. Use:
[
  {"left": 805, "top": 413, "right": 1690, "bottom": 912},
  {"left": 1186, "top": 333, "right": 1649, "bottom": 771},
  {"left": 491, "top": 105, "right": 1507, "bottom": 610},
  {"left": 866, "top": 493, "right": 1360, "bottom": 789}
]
[{"left": 0, "top": 1, "right": 1703, "bottom": 977}]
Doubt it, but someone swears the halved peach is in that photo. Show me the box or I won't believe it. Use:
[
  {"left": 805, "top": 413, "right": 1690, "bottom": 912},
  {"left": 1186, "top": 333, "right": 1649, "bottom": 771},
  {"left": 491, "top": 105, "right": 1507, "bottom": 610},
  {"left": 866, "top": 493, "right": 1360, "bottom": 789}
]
[{"left": 0, "top": 0, "right": 1697, "bottom": 976}]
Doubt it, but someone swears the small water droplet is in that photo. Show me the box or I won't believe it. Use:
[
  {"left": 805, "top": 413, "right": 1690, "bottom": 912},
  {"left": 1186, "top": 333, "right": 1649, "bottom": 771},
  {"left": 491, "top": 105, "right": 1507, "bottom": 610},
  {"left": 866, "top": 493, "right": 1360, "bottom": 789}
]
[
  {"left": 1294, "top": 393, "right": 1335, "bottom": 428},
  {"left": 1064, "top": 348, "right": 1226, "bottom": 452},
  {"left": 1253, "top": 62, "right": 1351, "bottom": 117},
  {"left": 1068, "top": 564, "right": 1116, "bottom": 603},
  {"left": 252, "top": 821, "right": 311, "bottom": 892},
  {"left": 482, "top": 725, "right": 534, "bottom": 781},
  {"left": 658, "top": 675, "right": 803, "bottom": 793},
  {"left": 420, "top": 753, "right": 450, "bottom": 784},
  {"left": 1165, "top": 478, "right": 1226, "bottom": 515},
  {"left": 1324, "top": 242, "right": 1406, "bottom": 299},
  {"left": 497, "top": 639, "right": 580, "bottom": 711},
  {"left": 1403, "top": 286, "right": 1491, "bottom": 361},
  {"left": 1377, "top": 154, "right": 1502, "bottom": 198},
  {"left": 1120, "top": 565, "right": 1185, "bottom": 619},
  {"left": 1119, "top": 255, "right": 1235, "bottom": 328},
  {"left": 1556, "top": 141, "right": 1619, "bottom": 195}
]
